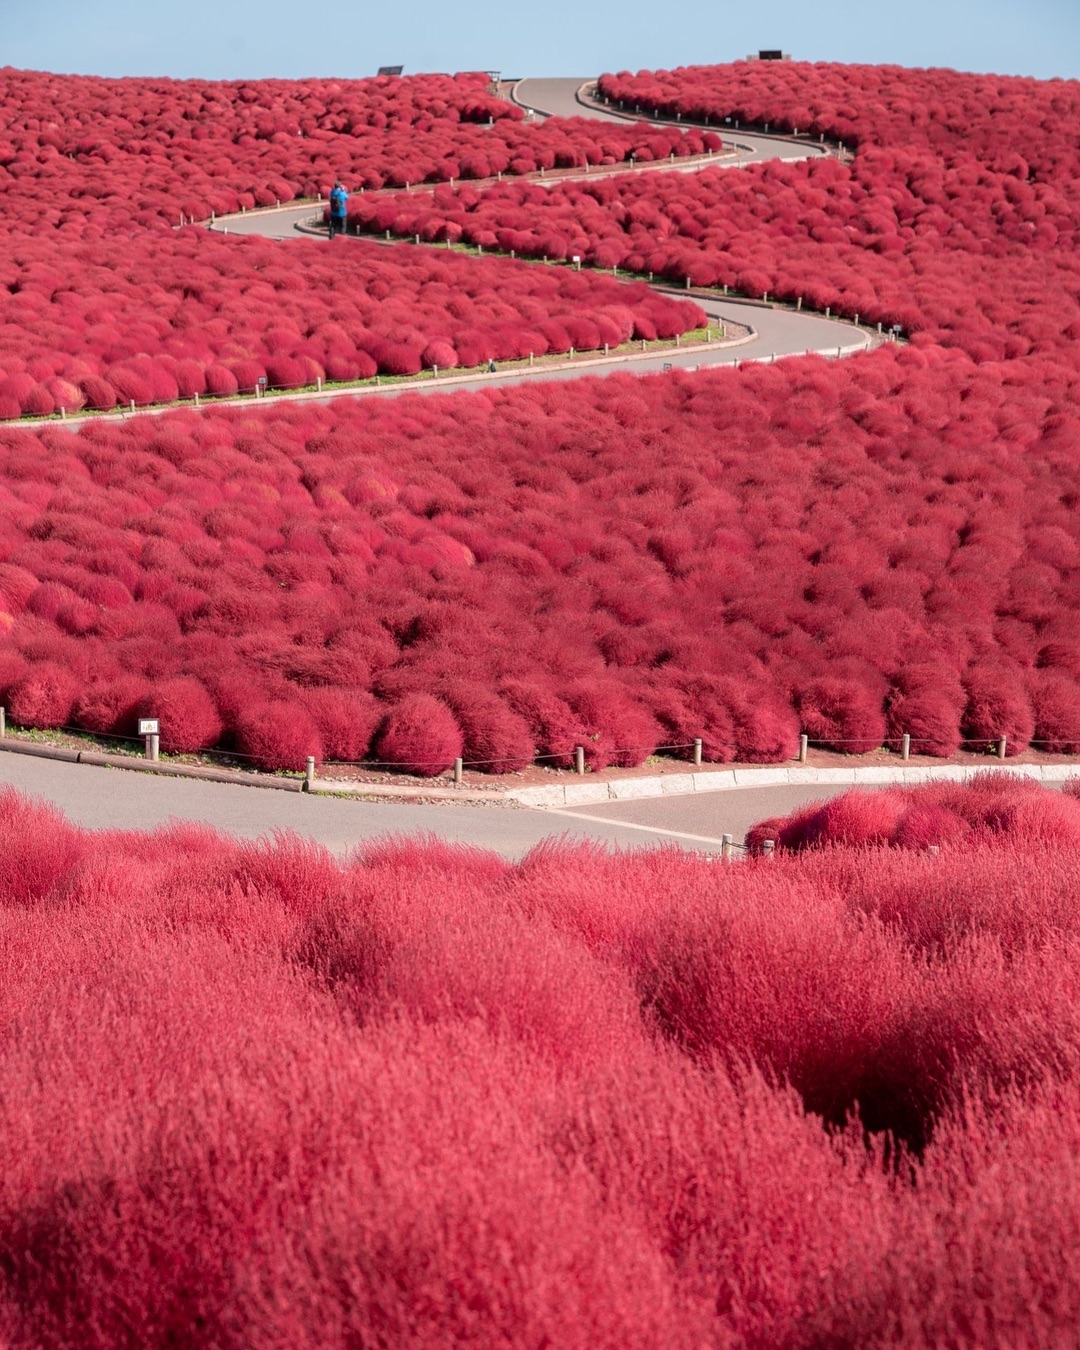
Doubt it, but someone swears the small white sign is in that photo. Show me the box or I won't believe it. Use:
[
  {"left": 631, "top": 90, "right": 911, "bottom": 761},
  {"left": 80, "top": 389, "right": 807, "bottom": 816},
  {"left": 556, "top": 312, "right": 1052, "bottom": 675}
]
[{"left": 138, "top": 719, "right": 159, "bottom": 736}]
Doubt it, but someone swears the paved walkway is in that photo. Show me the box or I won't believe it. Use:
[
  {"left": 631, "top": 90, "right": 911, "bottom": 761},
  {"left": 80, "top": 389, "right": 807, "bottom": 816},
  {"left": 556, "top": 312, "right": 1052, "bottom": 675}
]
[
  {"left": 204, "top": 76, "right": 872, "bottom": 393},
  {"left": 0, "top": 753, "right": 729, "bottom": 858},
  {"left": 513, "top": 77, "right": 830, "bottom": 167}
]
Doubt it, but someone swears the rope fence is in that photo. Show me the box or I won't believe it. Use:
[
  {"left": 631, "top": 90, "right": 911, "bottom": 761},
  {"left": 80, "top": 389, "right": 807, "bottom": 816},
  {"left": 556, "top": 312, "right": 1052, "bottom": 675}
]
[{"left": 1, "top": 706, "right": 1076, "bottom": 786}]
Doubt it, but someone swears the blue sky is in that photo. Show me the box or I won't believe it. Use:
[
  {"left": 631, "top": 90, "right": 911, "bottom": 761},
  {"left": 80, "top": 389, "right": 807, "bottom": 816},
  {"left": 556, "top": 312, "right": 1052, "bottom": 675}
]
[{"left": 6, "top": 0, "right": 1078, "bottom": 82}]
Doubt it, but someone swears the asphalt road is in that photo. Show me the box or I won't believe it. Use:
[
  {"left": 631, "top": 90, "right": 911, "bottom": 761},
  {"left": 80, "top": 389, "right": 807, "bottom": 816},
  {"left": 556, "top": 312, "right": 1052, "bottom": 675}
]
[{"left": 0, "top": 754, "right": 734, "bottom": 859}]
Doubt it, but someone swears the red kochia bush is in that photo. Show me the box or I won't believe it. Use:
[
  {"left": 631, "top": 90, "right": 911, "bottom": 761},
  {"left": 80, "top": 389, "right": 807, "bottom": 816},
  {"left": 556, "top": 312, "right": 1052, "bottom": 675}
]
[
  {"left": 441, "top": 682, "right": 536, "bottom": 773},
  {"left": 1029, "top": 670, "right": 1080, "bottom": 754},
  {"left": 373, "top": 694, "right": 463, "bottom": 775},
  {"left": 73, "top": 676, "right": 152, "bottom": 736},
  {"left": 234, "top": 700, "right": 323, "bottom": 771},
  {"left": 962, "top": 664, "right": 1035, "bottom": 753},
  {"left": 302, "top": 687, "right": 382, "bottom": 762},
  {"left": 139, "top": 677, "right": 223, "bottom": 753},
  {"left": 7, "top": 661, "right": 79, "bottom": 728},
  {"left": 797, "top": 676, "right": 886, "bottom": 754}
]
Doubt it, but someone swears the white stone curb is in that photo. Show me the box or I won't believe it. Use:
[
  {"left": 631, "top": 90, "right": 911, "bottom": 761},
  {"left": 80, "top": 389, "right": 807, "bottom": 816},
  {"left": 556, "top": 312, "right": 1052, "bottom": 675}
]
[{"left": 508, "top": 762, "right": 1080, "bottom": 808}]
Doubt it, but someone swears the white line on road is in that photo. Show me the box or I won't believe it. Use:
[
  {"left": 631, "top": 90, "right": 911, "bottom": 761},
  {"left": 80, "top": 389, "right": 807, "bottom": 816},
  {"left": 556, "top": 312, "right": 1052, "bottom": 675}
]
[{"left": 537, "top": 808, "right": 729, "bottom": 848}]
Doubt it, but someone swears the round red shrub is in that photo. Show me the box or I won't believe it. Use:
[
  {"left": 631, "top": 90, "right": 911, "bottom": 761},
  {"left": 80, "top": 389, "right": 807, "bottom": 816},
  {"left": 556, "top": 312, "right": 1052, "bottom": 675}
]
[
  {"left": 78, "top": 376, "right": 118, "bottom": 411},
  {"left": 228, "top": 359, "right": 266, "bottom": 394},
  {"left": 442, "top": 683, "right": 535, "bottom": 773},
  {"left": 962, "top": 665, "right": 1034, "bottom": 753},
  {"left": 798, "top": 788, "right": 909, "bottom": 848},
  {"left": 893, "top": 804, "right": 972, "bottom": 850},
  {"left": 44, "top": 377, "right": 86, "bottom": 413},
  {"left": 564, "top": 681, "right": 662, "bottom": 769},
  {"left": 204, "top": 364, "right": 240, "bottom": 398},
  {"left": 8, "top": 662, "right": 79, "bottom": 728},
  {"left": 421, "top": 340, "right": 459, "bottom": 371},
  {"left": 264, "top": 357, "right": 307, "bottom": 391},
  {"left": 138, "top": 678, "right": 223, "bottom": 753},
  {"left": 302, "top": 687, "right": 382, "bottom": 762},
  {"left": 20, "top": 385, "right": 55, "bottom": 417},
  {"left": 744, "top": 815, "right": 789, "bottom": 855},
  {"left": 797, "top": 677, "right": 886, "bottom": 754},
  {"left": 235, "top": 700, "right": 323, "bottom": 771},
  {"left": 499, "top": 679, "right": 589, "bottom": 770},
  {"left": 1029, "top": 671, "right": 1080, "bottom": 754},
  {"left": 73, "top": 676, "right": 152, "bottom": 736},
  {"left": 0, "top": 651, "right": 28, "bottom": 702},
  {"left": 372, "top": 693, "right": 463, "bottom": 776},
  {"left": 886, "top": 667, "right": 965, "bottom": 758}
]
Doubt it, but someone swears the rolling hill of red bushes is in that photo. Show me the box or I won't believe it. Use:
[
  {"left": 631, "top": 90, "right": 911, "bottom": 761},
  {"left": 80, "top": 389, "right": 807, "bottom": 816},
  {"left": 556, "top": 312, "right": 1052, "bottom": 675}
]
[
  {"left": 348, "top": 150, "right": 1080, "bottom": 360},
  {"left": 597, "top": 61, "right": 1080, "bottom": 175},
  {"left": 350, "top": 63, "right": 1080, "bottom": 363},
  {"left": 0, "top": 60, "right": 1079, "bottom": 769},
  {"left": 0, "top": 67, "right": 713, "bottom": 228},
  {"left": 0, "top": 228, "right": 702, "bottom": 416},
  {"left": 0, "top": 67, "right": 712, "bottom": 417},
  {"left": 2, "top": 343, "right": 1080, "bottom": 771},
  {"left": 1, "top": 781, "right": 1079, "bottom": 1344}
]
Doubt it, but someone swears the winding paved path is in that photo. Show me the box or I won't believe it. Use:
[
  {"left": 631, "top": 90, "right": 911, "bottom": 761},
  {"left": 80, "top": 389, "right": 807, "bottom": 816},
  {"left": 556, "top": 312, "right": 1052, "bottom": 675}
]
[
  {"left": 208, "top": 78, "right": 873, "bottom": 386},
  {"left": 0, "top": 77, "right": 888, "bottom": 854},
  {"left": 513, "top": 77, "right": 830, "bottom": 166}
]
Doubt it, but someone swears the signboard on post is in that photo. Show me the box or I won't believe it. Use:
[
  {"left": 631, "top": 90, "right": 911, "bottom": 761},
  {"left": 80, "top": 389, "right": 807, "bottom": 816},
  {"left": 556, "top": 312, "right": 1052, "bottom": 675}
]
[{"left": 138, "top": 719, "right": 159, "bottom": 736}]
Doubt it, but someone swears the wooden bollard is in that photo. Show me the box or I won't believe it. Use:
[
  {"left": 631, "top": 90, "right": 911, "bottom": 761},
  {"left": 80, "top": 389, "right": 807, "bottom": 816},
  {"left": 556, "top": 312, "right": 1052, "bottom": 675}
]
[
  {"left": 997, "top": 736, "right": 1008, "bottom": 760},
  {"left": 0, "top": 706, "right": 5, "bottom": 738},
  {"left": 762, "top": 839, "right": 776, "bottom": 856},
  {"left": 453, "top": 758, "right": 463, "bottom": 785},
  {"left": 575, "top": 746, "right": 585, "bottom": 775},
  {"left": 693, "top": 738, "right": 702, "bottom": 767},
  {"left": 722, "top": 833, "right": 734, "bottom": 861},
  {"left": 901, "top": 733, "right": 911, "bottom": 762}
]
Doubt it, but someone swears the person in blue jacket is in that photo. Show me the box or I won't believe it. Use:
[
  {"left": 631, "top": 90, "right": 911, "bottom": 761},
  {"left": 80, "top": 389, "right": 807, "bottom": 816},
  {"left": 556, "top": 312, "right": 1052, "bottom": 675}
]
[{"left": 329, "top": 181, "right": 349, "bottom": 240}]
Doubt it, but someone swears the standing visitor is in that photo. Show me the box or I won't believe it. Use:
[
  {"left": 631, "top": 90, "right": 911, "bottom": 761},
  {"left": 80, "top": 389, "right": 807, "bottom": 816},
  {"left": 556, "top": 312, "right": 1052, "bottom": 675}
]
[{"left": 329, "top": 181, "right": 349, "bottom": 240}]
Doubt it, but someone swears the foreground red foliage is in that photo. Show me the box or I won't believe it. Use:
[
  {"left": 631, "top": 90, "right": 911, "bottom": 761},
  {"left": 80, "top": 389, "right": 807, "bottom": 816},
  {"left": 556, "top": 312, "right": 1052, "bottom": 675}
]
[
  {"left": 0, "top": 784, "right": 1079, "bottom": 1344},
  {"left": 0, "top": 230, "right": 702, "bottom": 415},
  {"left": 1, "top": 343, "right": 1079, "bottom": 770}
]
